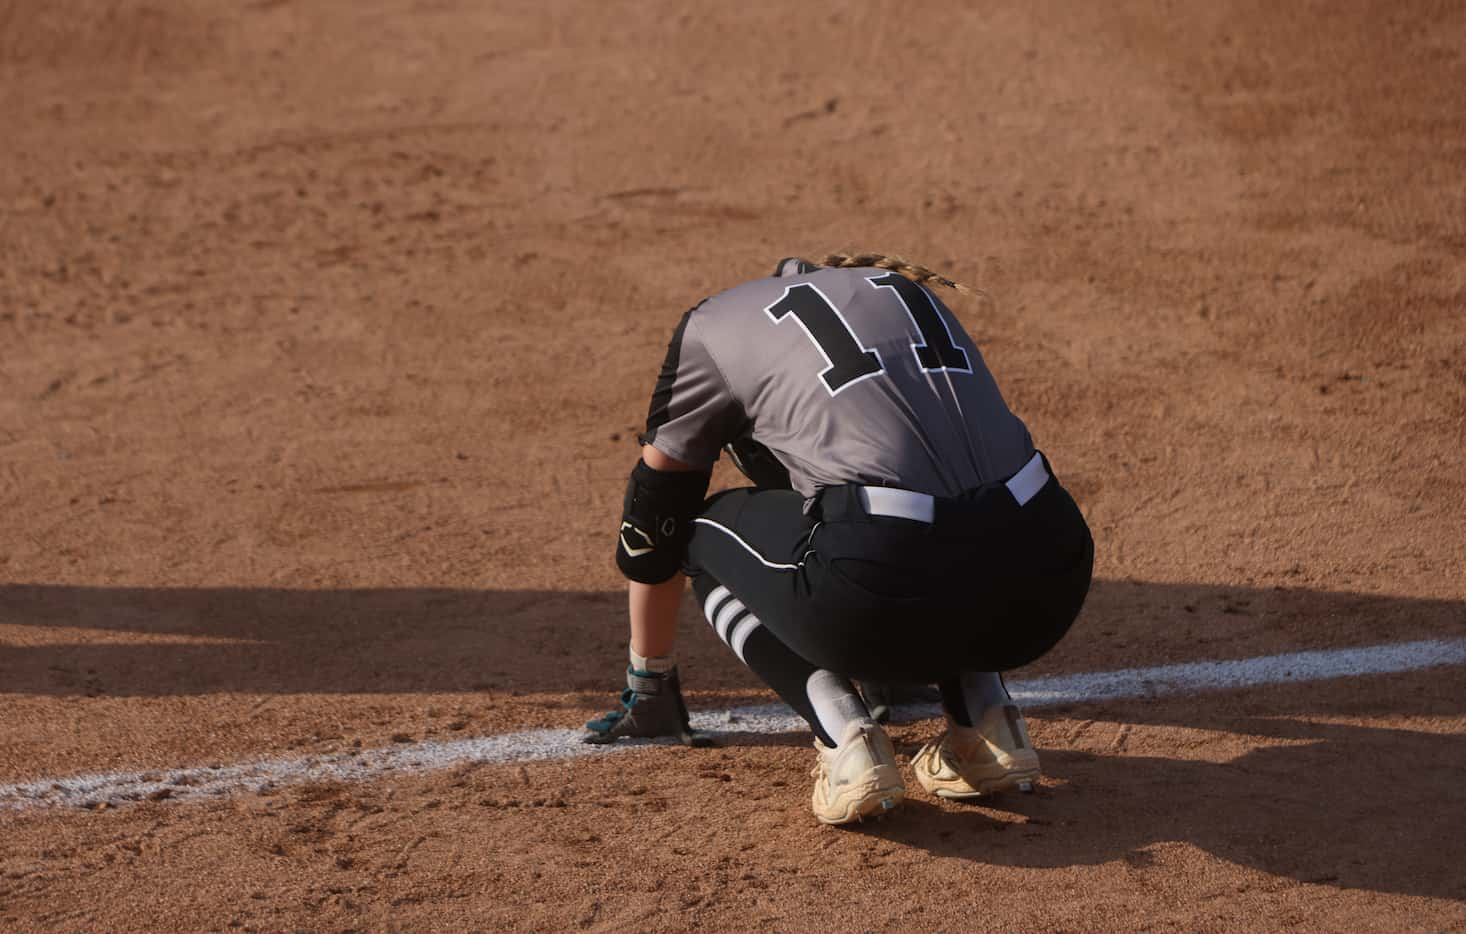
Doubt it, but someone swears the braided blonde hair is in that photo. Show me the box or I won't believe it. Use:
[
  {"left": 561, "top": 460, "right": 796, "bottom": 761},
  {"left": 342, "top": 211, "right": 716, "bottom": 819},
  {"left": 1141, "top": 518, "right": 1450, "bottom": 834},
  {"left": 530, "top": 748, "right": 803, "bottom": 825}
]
[{"left": 811, "top": 252, "right": 984, "bottom": 298}]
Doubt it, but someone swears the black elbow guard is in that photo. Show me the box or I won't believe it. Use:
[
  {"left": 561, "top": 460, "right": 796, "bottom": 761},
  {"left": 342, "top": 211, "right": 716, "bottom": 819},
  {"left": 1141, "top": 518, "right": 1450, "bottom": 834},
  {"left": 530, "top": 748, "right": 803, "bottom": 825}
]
[{"left": 616, "top": 460, "right": 712, "bottom": 584}]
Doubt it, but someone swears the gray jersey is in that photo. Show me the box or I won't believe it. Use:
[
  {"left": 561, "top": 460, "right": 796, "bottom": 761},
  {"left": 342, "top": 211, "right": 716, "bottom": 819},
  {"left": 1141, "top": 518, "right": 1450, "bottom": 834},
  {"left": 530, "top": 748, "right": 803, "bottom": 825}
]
[{"left": 642, "top": 265, "right": 1034, "bottom": 500}]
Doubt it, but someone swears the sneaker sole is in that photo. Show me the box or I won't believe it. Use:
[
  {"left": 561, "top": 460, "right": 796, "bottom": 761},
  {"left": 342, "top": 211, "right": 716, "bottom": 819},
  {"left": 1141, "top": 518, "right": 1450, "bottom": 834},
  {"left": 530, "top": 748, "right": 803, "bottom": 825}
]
[
  {"left": 814, "top": 773, "right": 907, "bottom": 825},
  {"left": 912, "top": 743, "right": 1041, "bottom": 799},
  {"left": 928, "top": 768, "right": 1040, "bottom": 799}
]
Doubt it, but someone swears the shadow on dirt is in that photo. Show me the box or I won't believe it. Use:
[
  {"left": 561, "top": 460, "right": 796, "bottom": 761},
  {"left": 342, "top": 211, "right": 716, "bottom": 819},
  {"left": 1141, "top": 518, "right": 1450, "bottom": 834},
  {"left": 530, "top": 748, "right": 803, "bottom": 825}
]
[
  {"left": 2, "top": 579, "right": 1461, "bottom": 698},
  {"left": 869, "top": 667, "right": 1466, "bottom": 902},
  {"left": 0, "top": 585, "right": 647, "bottom": 697}
]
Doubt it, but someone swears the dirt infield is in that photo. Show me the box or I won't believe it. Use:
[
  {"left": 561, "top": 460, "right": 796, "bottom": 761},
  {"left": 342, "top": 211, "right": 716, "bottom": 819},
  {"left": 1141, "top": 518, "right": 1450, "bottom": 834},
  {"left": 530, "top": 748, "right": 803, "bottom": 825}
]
[{"left": 2, "top": 0, "right": 1464, "bottom": 929}]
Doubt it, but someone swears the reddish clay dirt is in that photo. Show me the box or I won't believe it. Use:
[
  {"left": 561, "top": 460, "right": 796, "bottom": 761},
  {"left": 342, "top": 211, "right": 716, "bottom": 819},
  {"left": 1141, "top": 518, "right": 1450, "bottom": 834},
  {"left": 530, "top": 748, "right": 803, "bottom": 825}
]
[{"left": 2, "top": 0, "right": 1465, "bottom": 930}]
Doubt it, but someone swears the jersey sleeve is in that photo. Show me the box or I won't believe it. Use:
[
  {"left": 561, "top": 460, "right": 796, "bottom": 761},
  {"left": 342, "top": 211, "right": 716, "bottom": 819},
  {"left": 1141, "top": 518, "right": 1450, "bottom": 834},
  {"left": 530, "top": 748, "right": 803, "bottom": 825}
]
[{"left": 638, "top": 306, "right": 748, "bottom": 468}]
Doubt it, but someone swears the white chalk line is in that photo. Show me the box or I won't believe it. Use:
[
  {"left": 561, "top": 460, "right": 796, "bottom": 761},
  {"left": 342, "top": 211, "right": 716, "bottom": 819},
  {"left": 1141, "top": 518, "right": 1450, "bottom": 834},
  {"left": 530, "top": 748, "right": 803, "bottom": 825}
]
[{"left": 4, "top": 638, "right": 1465, "bottom": 813}]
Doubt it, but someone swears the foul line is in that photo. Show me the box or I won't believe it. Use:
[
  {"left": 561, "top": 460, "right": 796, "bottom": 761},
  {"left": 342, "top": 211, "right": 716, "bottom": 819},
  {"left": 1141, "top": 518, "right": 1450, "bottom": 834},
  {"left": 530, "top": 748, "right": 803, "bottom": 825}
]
[{"left": 4, "top": 638, "right": 1465, "bottom": 813}]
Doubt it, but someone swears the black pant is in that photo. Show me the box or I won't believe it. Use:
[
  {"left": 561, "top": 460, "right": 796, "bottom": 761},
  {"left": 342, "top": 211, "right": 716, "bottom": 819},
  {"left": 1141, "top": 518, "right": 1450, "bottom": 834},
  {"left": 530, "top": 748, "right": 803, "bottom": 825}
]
[{"left": 685, "top": 460, "right": 1094, "bottom": 683}]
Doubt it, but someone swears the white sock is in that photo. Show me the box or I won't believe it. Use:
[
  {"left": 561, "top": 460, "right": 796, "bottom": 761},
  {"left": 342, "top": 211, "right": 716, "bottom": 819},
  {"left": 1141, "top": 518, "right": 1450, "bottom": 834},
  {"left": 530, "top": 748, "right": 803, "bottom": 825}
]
[
  {"left": 806, "top": 670, "right": 869, "bottom": 746},
  {"left": 630, "top": 649, "right": 675, "bottom": 674},
  {"left": 960, "top": 671, "right": 1012, "bottom": 719}
]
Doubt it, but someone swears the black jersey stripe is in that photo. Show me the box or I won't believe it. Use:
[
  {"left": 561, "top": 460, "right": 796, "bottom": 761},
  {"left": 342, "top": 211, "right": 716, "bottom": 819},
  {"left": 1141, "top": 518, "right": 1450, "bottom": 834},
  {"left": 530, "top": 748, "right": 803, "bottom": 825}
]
[{"left": 640, "top": 300, "right": 707, "bottom": 444}]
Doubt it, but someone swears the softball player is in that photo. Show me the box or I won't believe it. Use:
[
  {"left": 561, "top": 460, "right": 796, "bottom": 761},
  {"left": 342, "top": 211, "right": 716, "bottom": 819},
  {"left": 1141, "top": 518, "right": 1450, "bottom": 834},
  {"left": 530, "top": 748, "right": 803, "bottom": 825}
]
[{"left": 585, "top": 254, "right": 1094, "bottom": 824}]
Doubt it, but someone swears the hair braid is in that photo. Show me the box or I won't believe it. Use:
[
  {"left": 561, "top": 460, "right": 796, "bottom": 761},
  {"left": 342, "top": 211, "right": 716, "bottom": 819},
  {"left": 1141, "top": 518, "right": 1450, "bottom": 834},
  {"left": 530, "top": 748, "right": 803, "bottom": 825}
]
[{"left": 811, "top": 252, "right": 984, "bottom": 298}]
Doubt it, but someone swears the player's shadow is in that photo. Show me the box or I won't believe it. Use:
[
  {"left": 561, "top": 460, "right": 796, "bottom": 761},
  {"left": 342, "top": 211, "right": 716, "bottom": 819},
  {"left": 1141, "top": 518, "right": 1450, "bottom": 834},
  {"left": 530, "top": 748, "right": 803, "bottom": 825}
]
[
  {"left": 868, "top": 668, "right": 1466, "bottom": 902},
  {"left": 1, "top": 579, "right": 1461, "bottom": 698},
  {"left": 0, "top": 585, "right": 645, "bottom": 697}
]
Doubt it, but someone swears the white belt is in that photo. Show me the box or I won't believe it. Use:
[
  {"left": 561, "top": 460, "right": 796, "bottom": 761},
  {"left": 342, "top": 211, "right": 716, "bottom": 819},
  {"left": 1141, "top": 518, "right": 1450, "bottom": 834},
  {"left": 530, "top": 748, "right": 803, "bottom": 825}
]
[{"left": 856, "top": 452, "right": 1050, "bottom": 523}]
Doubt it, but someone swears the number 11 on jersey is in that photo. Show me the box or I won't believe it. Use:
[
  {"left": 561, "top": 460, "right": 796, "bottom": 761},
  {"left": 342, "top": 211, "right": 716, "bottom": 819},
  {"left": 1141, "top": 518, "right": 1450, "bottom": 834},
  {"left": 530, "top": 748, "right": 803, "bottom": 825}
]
[{"left": 764, "top": 277, "right": 973, "bottom": 396}]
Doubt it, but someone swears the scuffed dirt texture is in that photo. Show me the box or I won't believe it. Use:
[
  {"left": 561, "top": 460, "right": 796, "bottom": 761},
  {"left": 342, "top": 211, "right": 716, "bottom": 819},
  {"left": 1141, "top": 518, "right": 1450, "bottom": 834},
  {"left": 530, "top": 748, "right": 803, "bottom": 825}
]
[{"left": 2, "top": 0, "right": 1464, "bottom": 930}]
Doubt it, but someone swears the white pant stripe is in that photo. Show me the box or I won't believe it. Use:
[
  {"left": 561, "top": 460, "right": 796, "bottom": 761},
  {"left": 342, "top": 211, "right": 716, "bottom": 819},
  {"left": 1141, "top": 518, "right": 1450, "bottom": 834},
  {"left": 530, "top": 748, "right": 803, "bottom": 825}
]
[{"left": 691, "top": 518, "right": 804, "bottom": 570}]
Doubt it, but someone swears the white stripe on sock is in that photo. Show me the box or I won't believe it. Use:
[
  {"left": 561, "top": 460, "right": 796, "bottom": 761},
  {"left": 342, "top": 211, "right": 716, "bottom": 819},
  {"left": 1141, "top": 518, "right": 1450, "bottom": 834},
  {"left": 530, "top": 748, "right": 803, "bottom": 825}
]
[
  {"left": 702, "top": 586, "right": 732, "bottom": 625},
  {"left": 713, "top": 599, "right": 746, "bottom": 641},
  {"left": 728, "top": 616, "right": 761, "bottom": 663}
]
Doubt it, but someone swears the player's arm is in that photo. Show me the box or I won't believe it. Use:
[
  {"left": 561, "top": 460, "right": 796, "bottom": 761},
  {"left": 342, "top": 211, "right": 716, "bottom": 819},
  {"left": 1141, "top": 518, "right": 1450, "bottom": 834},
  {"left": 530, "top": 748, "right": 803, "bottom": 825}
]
[
  {"left": 584, "top": 443, "right": 712, "bottom": 746},
  {"left": 583, "top": 307, "right": 738, "bottom": 746},
  {"left": 627, "top": 445, "right": 699, "bottom": 658},
  {"left": 624, "top": 442, "right": 703, "bottom": 656}
]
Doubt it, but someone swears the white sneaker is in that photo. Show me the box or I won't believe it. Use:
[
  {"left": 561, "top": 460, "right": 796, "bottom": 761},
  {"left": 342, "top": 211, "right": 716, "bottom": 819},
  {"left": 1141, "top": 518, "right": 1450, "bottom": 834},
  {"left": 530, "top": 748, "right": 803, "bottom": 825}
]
[
  {"left": 810, "top": 719, "right": 906, "bottom": 825},
  {"left": 912, "top": 704, "right": 1040, "bottom": 799}
]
